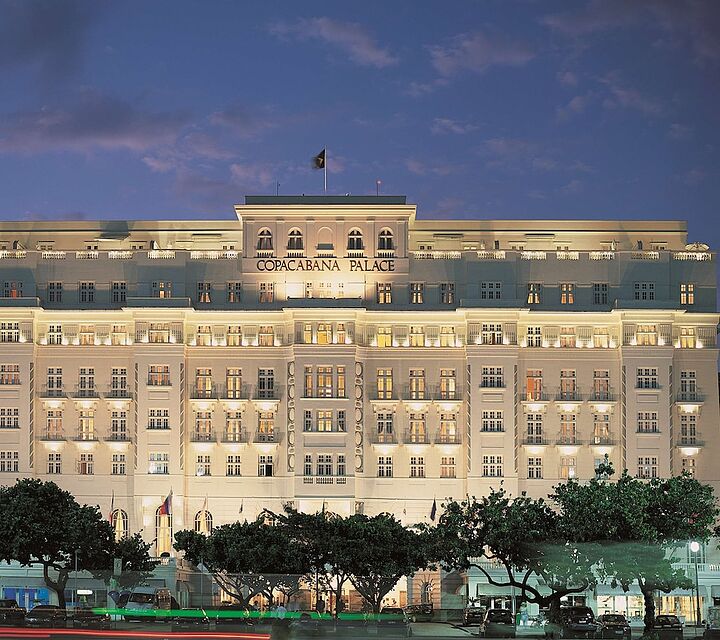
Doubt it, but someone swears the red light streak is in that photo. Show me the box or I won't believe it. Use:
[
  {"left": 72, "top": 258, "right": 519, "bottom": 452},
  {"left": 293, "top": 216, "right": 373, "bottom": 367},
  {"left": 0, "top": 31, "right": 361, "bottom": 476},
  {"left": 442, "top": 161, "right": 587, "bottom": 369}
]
[{"left": 0, "top": 629, "right": 270, "bottom": 640}]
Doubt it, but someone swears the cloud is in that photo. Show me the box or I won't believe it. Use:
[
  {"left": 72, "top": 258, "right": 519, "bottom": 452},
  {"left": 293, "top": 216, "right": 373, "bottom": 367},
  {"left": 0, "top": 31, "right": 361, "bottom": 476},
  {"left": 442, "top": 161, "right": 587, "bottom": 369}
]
[
  {"left": 479, "top": 137, "right": 593, "bottom": 175},
  {"left": 559, "top": 179, "right": 584, "bottom": 195},
  {"left": 230, "top": 163, "right": 276, "bottom": 189},
  {"left": 0, "top": 90, "right": 189, "bottom": 154},
  {"left": 600, "top": 74, "right": 664, "bottom": 116},
  {"left": 209, "top": 104, "right": 280, "bottom": 138},
  {"left": 430, "top": 118, "right": 478, "bottom": 135},
  {"left": 678, "top": 168, "right": 707, "bottom": 186},
  {"left": 269, "top": 17, "right": 398, "bottom": 68},
  {"left": 0, "top": 0, "right": 103, "bottom": 76},
  {"left": 543, "top": 0, "right": 720, "bottom": 64},
  {"left": 405, "top": 158, "right": 456, "bottom": 176},
  {"left": 428, "top": 31, "right": 535, "bottom": 77},
  {"left": 668, "top": 123, "right": 693, "bottom": 140},
  {"left": 556, "top": 92, "right": 594, "bottom": 120},
  {"left": 557, "top": 70, "right": 579, "bottom": 86}
]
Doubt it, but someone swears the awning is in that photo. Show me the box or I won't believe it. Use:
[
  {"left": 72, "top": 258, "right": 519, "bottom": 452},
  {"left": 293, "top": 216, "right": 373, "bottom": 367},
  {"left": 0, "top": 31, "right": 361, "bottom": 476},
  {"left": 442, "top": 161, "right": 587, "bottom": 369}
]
[{"left": 595, "top": 585, "right": 707, "bottom": 598}]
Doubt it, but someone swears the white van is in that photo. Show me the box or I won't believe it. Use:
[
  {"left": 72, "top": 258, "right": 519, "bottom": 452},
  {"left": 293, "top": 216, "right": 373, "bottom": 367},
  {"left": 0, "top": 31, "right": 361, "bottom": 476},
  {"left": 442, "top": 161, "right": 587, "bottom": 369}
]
[{"left": 121, "top": 587, "right": 174, "bottom": 622}]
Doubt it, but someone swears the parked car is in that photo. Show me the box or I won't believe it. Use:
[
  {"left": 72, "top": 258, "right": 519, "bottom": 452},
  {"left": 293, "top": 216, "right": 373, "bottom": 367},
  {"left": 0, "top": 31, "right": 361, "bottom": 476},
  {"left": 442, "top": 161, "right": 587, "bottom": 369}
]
[
  {"left": 171, "top": 608, "right": 210, "bottom": 632},
  {"left": 405, "top": 603, "right": 433, "bottom": 623},
  {"left": 25, "top": 605, "right": 66, "bottom": 628},
  {"left": 377, "top": 607, "right": 412, "bottom": 637},
  {"left": 289, "top": 611, "right": 324, "bottom": 638},
  {"left": 72, "top": 608, "right": 112, "bottom": 630},
  {"left": 654, "top": 615, "right": 683, "bottom": 640},
  {"left": 463, "top": 606, "right": 486, "bottom": 626},
  {"left": 594, "top": 613, "right": 632, "bottom": 639},
  {"left": 480, "top": 608, "right": 516, "bottom": 638},
  {"left": 544, "top": 606, "right": 597, "bottom": 638},
  {"left": 122, "top": 587, "right": 174, "bottom": 622},
  {"left": 0, "top": 599, "right": 25, "bottom": 626}
]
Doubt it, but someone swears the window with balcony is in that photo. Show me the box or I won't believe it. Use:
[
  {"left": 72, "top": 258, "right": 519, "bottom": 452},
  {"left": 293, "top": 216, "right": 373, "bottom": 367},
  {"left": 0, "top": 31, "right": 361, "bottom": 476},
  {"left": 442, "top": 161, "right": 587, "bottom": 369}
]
[
  {"left": 77, "top": 410, "right": 95, "bottom": 440},
  {"left": 680, "top": 414, "right": 697, "bottom": 445},
  {"left": 636, "top": 324, "right": 657, "bottom": 346},
  {"left": 440, "top": 282, "right": 455, "bottom": 304},
  {"left": 528, "top": 457, "right": 543, "bottom": 479},
  {"left": 409, "top": 369, "right": 425, "bottom": 399},
  {"left": 377, "top": 228, "right": 394, "bottom": 253},
  {"left": 377, "top": 368, "right": 393, "bottom": 399},
  {"left": 560, "top": 283, "right": 575, "bottom": 305},
  {"left": 225, "top": 368, "right": 242, "bottom": 399},
  {"left": 148, "top": 365, "right": 171, "bottom": 386},
  {"left": 376, "top": 282, "right": 392, "bottom": 304},
  {"left": 110, "top": 411, "right": 127, "bottom": 440},
  {"left": 194, "top": 368, "right": 212, "bottom": 398},
  {"left": 438, "top": 414, "right": 457, "bottom": 443},
  {"left": 559, "top": 414, "right": 577, "bottom": 444},
  {"left": 48, "top": 324, "right": 62, "bottom": 345},
  {"left": 680, "top": 327, "right": 696, "bottom": 349},
  {"left": 408, "top": 413, "right": 427, "bottom": 443},
  {"left": 634, "top": 282, "right": 655, "bottom": 301},
  {"left": 257, "top": 228, "right": 273, "bottom": 253},
  {"left": 258, "top": 325, "right": 275, "bottom": 347},
  {"left": 148, "top": 409, "right": 170, "bottom": 430},
  {"left": 149, "top": 452, "right": 169, "bottom": 474},
  {"left": 637, "top": 411, "right": 659, "bottom": 433},
  {"left": 257, "top": 369, "right": 274, "bottom": 398},
  {"left": 77, "top": 453, "right": 94, "bottom": 475},
  {"left": 559, "top": 370, "right": 577, "bottom": 399},
  {"left": 0, "top": 322, "right": 19, "bottom": 343},
  {"left": 482, "top": 410, "right": 503, "bottom": 432},
  {"left": 440, "top": 325, "right": 456, "bottom": 347},
  {"left": 680, "top": 283, "right": 695, "bottom": 305},
  {"left": 377, "top": 456, "right": 393, "bottom": 477},
  {"left": 316, "top": 323, "right": 332, "bottom": 345},
  {"left": 347, "top": 229, "right": 364, "bottom": 252},
  {"left": 377, "top": 413, "right": 393, "bottom": 441},
  {"left": 637, "top": 456, "right": 658, "bottom": 479},
  {"left": 559, "top": 327, "right": 576, "bottom": 348},
  {"left": 77, "top": 367, "right": 95, "bottom": 397},
  {"left": 593, "top": 327, "right": 610, "bottom": 348},
  {"left": 481, "top": 366, "right": 503, "bottom": 388},
  {"left": 111, "top": 324, "right": 127, "bottom": 345},
  {"left": 482, "top": 455, "right": 503, "bottom": 477},
  {"left": 526, "top": 369, "right": 543, "bottom": 400},
  {"left": 287, "top": 228, "right": 303, "bottom": 251},
  {"left": 593, "top": 370, "right": 610, "bottom": 400},
  {"left": 194, "top": 411, "right": 213, "bottom": 441},
  {"left": 527, "top": 326, "right": 541, "bottom": 347},
  {"left": 441, "top": 456, "right": 457, "bottom": 478},
  {"left": 149, "top": 323, "right": 170, "bottom": 343},
  {"left": 377, "top": 326, "right": 392, "bottom": 348},
  {"left": 46, "top": 410, "right": 62, "bottom": 439},
  {"left": 637, "top": 368, "right": 658, "bottom": 389},
  {"left": 257, "top": 412, "right": 275, "bottom": 441},
  {"left": 439, "top": 369, "right": 456, "bottom": 399},
  {"left": 481, "top": 323, "right": 502, "bottom": 345},
  {"left": 409, "top": 325, "right": 425, "bottom": 347},
  {"left": 679, "top": 370, "right": 697, "bottom": 400},
  {"left": 226, "top": 325, "right": 242, "bottom": 346},
  {"left": 152, "top": 281, "right": 172, "bottom": 298},
  {"left": 410, "top": 282, "right": 424, "bottom": 304},
  {"left": 527, "top": 414, "right": 543, "bottom": 443}
]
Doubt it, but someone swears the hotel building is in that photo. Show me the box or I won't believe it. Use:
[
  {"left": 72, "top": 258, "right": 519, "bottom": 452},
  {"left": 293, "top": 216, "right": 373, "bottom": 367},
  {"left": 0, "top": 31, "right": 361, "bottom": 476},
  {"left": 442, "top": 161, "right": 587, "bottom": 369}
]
[{"left": 0, "top": 195, "right": 717, "bottom": 614}]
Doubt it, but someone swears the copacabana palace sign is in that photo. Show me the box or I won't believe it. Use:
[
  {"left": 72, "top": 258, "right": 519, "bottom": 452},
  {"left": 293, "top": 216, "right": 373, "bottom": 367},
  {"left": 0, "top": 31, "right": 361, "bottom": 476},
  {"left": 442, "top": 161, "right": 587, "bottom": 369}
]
[{"left": 256, "top": 257, "right": 396, "bottom": 272}]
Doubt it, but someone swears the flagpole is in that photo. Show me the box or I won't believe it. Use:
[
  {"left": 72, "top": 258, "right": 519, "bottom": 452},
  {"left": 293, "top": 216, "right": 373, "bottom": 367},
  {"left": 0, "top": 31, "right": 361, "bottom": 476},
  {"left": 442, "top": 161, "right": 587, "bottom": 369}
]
[{"left": 324, "top": 146, "right": 327, "bottom": 194}]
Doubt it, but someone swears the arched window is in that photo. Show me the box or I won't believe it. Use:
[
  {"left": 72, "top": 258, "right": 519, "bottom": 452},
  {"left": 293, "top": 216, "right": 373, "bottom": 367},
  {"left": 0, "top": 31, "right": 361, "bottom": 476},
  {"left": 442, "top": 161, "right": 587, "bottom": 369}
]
[
  {"left": 378, "top": 228, "right": 394, "bottom": 251},
  {"left": 347, "top": 229, "right": 364, "bottom": 251},
  {"left": 317, "top": 227, "right": 334, "bottom": 252},
  {"left": 287, "top": 228, "right": 303, "bottom": 251},
  {"left": 155, "top": 507, "right": 173, "bottom": 556},
  {"left": 257, "top": 228, "right": 273, "bottom": 251},
  {"left": 110, "top": 509, "right": 128, "bottom": 540},
  {"left": 194, "top": 510, "right": 213, "bottom": 535}
]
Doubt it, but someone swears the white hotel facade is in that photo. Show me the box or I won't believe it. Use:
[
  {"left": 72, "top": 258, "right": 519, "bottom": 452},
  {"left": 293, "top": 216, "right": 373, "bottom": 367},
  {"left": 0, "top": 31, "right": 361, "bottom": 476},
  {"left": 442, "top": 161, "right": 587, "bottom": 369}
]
[{"left": 0, "top": 195, "right": 718, "bottom": 614}]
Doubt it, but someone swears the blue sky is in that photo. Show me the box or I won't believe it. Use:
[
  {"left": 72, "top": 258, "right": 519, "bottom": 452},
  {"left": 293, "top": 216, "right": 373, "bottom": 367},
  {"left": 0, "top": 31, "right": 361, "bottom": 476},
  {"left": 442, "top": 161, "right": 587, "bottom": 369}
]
[{"left": 0, "top": 0, "right": 718, "bottom": 240}]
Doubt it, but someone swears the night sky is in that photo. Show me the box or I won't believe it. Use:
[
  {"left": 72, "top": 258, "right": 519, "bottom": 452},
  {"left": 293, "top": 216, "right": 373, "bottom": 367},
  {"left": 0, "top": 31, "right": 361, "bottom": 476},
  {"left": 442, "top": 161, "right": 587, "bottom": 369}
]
[{"left": 0, "top": 0, "right": 718, "bottom": 243}]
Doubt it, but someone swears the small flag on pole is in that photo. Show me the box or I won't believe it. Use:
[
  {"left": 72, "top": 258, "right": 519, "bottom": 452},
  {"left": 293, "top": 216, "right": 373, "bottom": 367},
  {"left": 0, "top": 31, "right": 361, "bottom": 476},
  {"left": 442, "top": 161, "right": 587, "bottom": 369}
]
[
  {"left": 108, "top": 490, "right": 115, "bottom": 523},
  {"left": 430, "top": 498, "right": 437, "bottom": 522},
  {"left": 239, "top": 499, "right": 244, "bottom": 514},
  {"left": 159, "top": 490, "right": 172, "bottom": 516},
  {"left": 312, "top": 148, "right": 326, "bottom": 169}
]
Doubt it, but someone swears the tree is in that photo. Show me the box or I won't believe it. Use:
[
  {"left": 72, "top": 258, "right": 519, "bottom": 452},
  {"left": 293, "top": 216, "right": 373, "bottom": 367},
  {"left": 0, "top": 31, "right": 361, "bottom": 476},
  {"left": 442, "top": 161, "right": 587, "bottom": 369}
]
[
  {"left": 339, "top": 513, "right": 433, "bottom": 613},
  {"left": 175, "top": 516, "right": 307, "bottom": 608},
  {"left": 0, "top": 479, "right": 116, "bottom": 608},
  {"left": 92, "top": 533, "right": 159, "bottom": 591}
]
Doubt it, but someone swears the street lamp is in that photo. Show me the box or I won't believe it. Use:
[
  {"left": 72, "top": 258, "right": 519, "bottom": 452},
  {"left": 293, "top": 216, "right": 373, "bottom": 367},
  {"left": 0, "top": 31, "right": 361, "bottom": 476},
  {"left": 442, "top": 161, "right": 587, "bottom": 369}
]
[
  {"left": 74, "top": 549, "right": 80, "bottom": 611},
  {"left": 690, "top": 541, "right": 701, "bottom": 626}
]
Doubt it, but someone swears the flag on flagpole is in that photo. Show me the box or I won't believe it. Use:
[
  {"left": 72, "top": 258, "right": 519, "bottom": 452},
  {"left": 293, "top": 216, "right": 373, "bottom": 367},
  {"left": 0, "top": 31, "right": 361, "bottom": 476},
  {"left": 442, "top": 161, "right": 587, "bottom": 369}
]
[
  {"left": 108, "top": 490, "right": 115, "bottom": 523},
  {"left": 159, "top": 489, "right": 173, "bottom": 516},
  {"left": 430, "top": 498, "right": 437, "bottom": 522},
  {"left": 312, "top": 148, "right": 326, "bottom": 170},
  {"left": 202, "top": 494, "right": 208, "bottom": 514},
  {"left": 239, "top": 499, "right": 244, "bottom": 514}
]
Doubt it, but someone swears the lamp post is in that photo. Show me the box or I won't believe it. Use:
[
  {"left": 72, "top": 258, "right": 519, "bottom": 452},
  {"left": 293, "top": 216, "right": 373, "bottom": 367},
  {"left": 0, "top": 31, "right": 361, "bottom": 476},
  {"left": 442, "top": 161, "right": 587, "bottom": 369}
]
[
  {"left": 199, "top": 556, "right": 203, "bottom": 609},
  {"left": 690, "top": 541, "right": 702, "bottom": 626}
]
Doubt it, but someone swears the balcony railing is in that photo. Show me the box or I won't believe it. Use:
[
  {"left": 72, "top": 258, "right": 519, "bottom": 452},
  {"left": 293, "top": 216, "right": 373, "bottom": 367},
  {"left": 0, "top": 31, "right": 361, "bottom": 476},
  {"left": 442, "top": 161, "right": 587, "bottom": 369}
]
[
  {"left": 303, "top": 389, "right": 348, "bottom": 399},
  {"left": 376, "top": 249, "right": 395, "bottom": 258},
  {"left": 404, "top": 430, "right": 431, "bottom": 445},
  {"left": 219, "top": 384, "right": 251, "bottom": 400},
  {"left": 254, "top": 431, "right": 279, "bottom": 443},
  {"left": 38, "top": 387, "right": 66, "bottom": 398},
  {"left": 255, "top": 249, "right": 274, "bottom": 257},
  {"left": 221, "top": 429, "right": 249, "bottom": 443},
  {"left": 253, "top": 386, "right": 281, "bottom": 401},
  {"left": 589, "top": 390, "right": 615, "bottom": 402},
  {"left": 40, "top": 432, "right": 65, "bottom": 441},
  {"left": 73, "top": 432, "right": 98, "bottom": 441},
  {"left": 370, "top": 432, "right": 397, "bottom": 445},
  {"left": 367, "top": 385, "right": 398, "bottom": 401},
  {"left": 678, "top": 437, "right": 702, "bottom": 447},
  {"left": 190, "top": 430, "right": 215, "bottom": 442},
  {"left": 591, "top": 436, "right": 615, "bottom": 445},
  {"left": 557, "top": 435, "right": 580, "bottom": 445},
  {"left": 71, "top": 387, "right": 101, "bottom": 399},
  {"left": 107, "top": 388, "right": 132, "bottom": 399},
  {"left": 523, "top": 391, "right": 549, "bottom": 402},
  {"left": 190, "top": 384, "right": 217, "bottom": 400},
  {"left": 523, "top": 437, "right": 548, "bottom": 445},
  {"left": 106, "top": 433, "right": 131, "bottom": 442},
  {"left": 677, "top": 391, "right": 704, "bottom": 403},
  {"left": 436, "top": 432, "right": 461, "bottom": 444},
  {"left": 555, "top": 390, "right": 582, "bottom": 402}
]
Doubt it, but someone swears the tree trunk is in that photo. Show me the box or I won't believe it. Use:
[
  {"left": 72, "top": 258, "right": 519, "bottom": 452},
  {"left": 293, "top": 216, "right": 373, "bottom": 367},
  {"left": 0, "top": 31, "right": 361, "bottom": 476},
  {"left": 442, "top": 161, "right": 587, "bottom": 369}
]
[
  {"left": 547, "top": 597, "right": 562, "bottom": 624},
  {"left": 641, "top": 584, "right": 656, "bottom": 633},
  {"left": 43, "top": 565, "right": 69, "bottom": 609}
]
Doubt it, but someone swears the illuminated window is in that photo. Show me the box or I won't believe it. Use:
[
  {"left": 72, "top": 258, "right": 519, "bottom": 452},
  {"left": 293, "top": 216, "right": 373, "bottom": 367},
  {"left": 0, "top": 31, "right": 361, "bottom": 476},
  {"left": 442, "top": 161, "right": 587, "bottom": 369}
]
[
  {"left": 196, "top": 325, "right": 212, "bottom": 346},
  {"left": 440, "top": 325, "right": 456, "bottom": 347},
  {"left": 317, "top": 366, "right": 334, "bottom": 398},
  {"left": 259, "top": 282, "right": 274, "bottom": 303},
  {"left": 111, "top": 324, "right": 127, "bottom": 345},
  {"left": 560, "top": 456, "right": 576, "bottom": 479},
  {"left": 410, "top": 282, "right": 424, "bottom": 304},
  {"left": 316, "top": 410, "right": 333, "bottom": 432},
  {"left": 195, "top": 510, "right": 213, "bottom": 534},
  {"left": 197, "top": 282, "right": 212, "bottom": 304},
  {"left": 527, "top": 326, "right": 541, "bottom": 347},
  {"left": 226, "top": 368, "right": 242, "bottom": 399},
  {"left": 194, "top": 411, "right": 213, "bottom": 441},
  {"left": 636, "top": 324, "right": 657, "bottom": 346},
  {"left": 528, "top": 457, "right": 543, "bottom": 479},
  {"left": 194, "top": 368, "right": 213, "bottom": 398},
  {"left": 258, "top": 325, "right": 274, "bottom": 346},
  {"left": 637, "top": 456, "right": 658, "bottom": 479},
  {"left": 336, "top": 323, "right": 347, "bottom": 344},
  {"left": 559, "top": 327, "right": 576, "bottom": 348},
  {"left": 559, "top": 370, "right": 576, "bottom": 399},
  {"left": 527, "top": 283, "right": 541, "bottom": 304},
  {"left": 148, "top": 365, "right": 170, "bottom": 386},
  {"left": 225, "top": 411, "right": 242, "bottom": 442},
  {"left": 439, "top": 369, "right": 456, "bottom": 399},
  {"left": 438, "top": 414, "right": 457, "bottom": 443},
  {"left": 682, "top": 457, "right": 696, "bottom": 477},
  {"left": 152, "top": 281, "right": 172, "bottom": 298},
  {"left": 2, "top": 281, "right": 22, "bottom": 298},
  {"left": 409, "top": 325, "right": 425, "bottom": 347},
  {"left": 376, "top": 282, "right": 392, "bottom": 304},
  {"left": 680, "top": 283, "right": 695, "bottom": 305},
  {"left": 593, "top": 327, "right": 609, "bottom": 348},
  {"left": 77, "top": 453, "right": 94, "bottom": 475},
  {"left": 637, "top": 412, "right": 658, "bottom": 433},
  {"left": 560, "top": 283, "right": 575, "bottom": 304},
  {"left": 377, "top": 326, "right": 392, "bottom": 348},
  {"left": 593, "top": 370, "right": 610, "bottom": 400},
  {"left": 377, "top": 413, "right": 393, "bottom": 440},
  {"left": 559, "top": 414, "right": 577, "bottom": 444},
  {"left": 440, "top": 282, "right": 455, "bottom": 304},
  {"left": 408, "top": 413, "right": 427, "bottom": 443},
  {"left": 155, "top": 507, "right": 172, "bottom": 555},
  {"left": 149, "top": 323, "right": 170, "bottom": 343},
  {"left": 376, "top": 368, "right": 393, "bottom": 399},
  {"left": 441, "top": 456, "right": 456, "bottom": 478},
  {"left": 526, "top": 414, "right": 543, "bottom": 444},
  {"left": 227, "top": 281, "right": 242, "bottom": 303},
  {"left": 410, "top": 456, "right": 425, "bottom": 478},
  {"left": 680, "top": 327, "right": 696, "bottom": 349},
  {"left": 227, "top": 325, "right": 242, "bottom": 346},
  {"left": 317, "top": 323, "right": 332, "bottom": 345},
  {"left": 526, "top": 369, "right": 543, "bottom": 400},
  {"left": 409, "top": 369, "right": 425, "bottom": 399}
]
